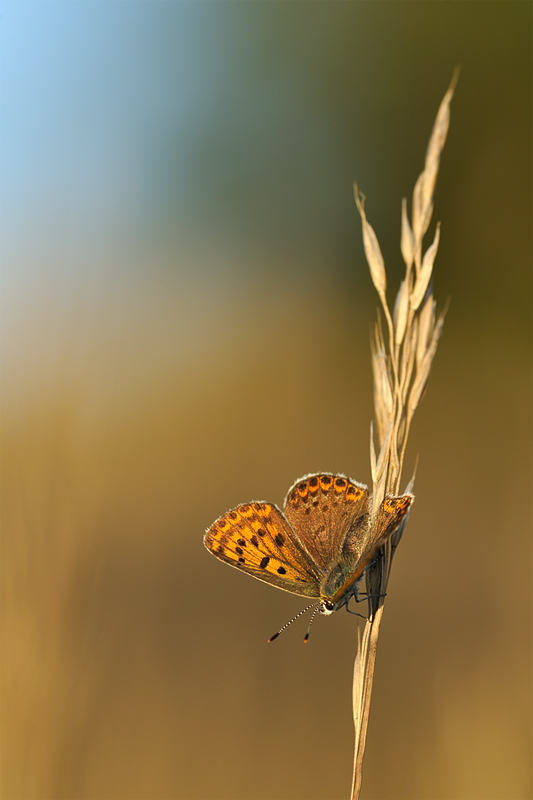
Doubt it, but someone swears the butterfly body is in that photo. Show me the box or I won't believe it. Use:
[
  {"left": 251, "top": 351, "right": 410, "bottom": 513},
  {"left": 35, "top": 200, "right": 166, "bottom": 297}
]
[{"left": 204, "top": 473, "right": 413, "bottom": 615}]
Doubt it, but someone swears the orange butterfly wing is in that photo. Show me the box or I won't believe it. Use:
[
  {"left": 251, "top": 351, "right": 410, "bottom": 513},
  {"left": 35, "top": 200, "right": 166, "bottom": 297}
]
[{"left": 204, "top": 501, "right": 322, "bottom": 598}]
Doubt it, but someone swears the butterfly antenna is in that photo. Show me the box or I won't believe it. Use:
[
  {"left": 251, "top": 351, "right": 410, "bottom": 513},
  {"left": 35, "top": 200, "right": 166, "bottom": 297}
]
[
  {"left": 268, "top": 603, "right": 318, "bottom": 643},
  {"left": 303, "top": 604, "right": 321, "bottom": 643}
]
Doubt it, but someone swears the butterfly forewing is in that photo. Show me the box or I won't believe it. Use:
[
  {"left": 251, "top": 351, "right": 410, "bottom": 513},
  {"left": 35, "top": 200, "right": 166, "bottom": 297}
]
[
  {"left": 283, "top": 473, "right": 369, "bottom": 572},
  {"left": 323, "top": 492, "right": 414, "bottom": 606},
  {"left": 369, "top": 494, "right": 413, "bottom": 550},
  {"left": 204, "top": 501, "right": 322, "bottom": 598}
]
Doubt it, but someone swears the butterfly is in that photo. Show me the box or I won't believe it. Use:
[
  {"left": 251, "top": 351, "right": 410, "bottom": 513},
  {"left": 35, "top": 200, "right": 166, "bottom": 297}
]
[{"left": 204, "top": 473, "right": 413, "bottom": 626}]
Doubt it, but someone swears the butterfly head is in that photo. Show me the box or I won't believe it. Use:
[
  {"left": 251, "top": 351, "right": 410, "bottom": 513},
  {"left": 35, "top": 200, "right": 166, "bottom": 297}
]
[{"left": 319, "top": 600, "right": 336, "bottom": 616}]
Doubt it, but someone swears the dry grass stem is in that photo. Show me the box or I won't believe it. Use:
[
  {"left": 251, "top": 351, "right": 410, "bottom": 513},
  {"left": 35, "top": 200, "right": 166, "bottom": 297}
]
[{"left": 350, "top": 70, "right": 458, "bottom": 799}]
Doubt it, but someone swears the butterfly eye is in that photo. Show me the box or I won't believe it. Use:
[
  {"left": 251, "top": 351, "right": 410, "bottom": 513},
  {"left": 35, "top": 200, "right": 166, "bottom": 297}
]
[{"left": 321, "top": 600, "right": 335, "bottom": 615}]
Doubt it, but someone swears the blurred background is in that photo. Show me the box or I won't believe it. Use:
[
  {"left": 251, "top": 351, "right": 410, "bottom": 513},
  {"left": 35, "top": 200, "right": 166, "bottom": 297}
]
[{"left": 1, "top": 2, "right": 531, "bottom": 799}]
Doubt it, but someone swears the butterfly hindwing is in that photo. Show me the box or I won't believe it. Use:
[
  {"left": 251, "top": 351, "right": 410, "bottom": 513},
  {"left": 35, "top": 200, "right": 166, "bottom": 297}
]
[
  {"left": 283, "top": 473, "right": 369, "bottom": 572},
  {"left": 204, "top": 501, "right": 322, "bottom": 598}
]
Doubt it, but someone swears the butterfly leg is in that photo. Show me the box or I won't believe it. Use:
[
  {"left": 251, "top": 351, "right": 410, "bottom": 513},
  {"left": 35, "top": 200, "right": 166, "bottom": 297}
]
[
  {"left": 347, "top": 579, "right": 387, "bottom": 604},
  {"left": 345, "top": 602, "right": 367, "bottom": 620},
  {"left": 343, "top": 589, "right": 369, "bottom": 619},
  {"left": 351, "top": 590, "right": 388, "bottom": 602},
  {"left": 344, "top": 589, "right": 387, "bottom": 619}
]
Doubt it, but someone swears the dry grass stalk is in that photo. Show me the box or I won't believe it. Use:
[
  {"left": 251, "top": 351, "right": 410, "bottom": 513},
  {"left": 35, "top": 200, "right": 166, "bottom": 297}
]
[{"left": 350, "top": 70, "right": 458, "bottom": 800}]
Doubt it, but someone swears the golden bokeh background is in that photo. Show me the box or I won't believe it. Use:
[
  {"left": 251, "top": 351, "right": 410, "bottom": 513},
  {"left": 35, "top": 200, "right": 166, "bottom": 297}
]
[{"left": 2, "top": 3, "right": 531, "bottom": 799}]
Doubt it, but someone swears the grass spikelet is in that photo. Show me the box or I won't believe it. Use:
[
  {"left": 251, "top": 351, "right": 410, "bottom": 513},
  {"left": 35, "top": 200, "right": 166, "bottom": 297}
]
[{"left": 349, "top": 72, "right": 457, "bottom": 799}]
